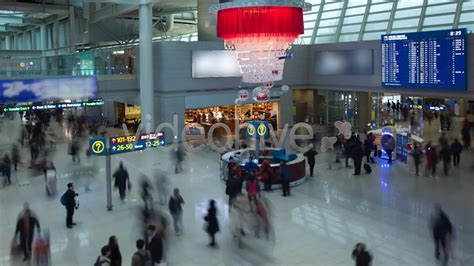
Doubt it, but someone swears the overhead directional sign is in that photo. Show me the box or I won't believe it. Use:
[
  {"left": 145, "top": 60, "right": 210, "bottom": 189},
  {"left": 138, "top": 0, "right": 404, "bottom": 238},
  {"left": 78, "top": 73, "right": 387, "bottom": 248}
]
[
  {"left": 89, "top": 138, "right": 107, "bottom": 156},
  {"left": 109, "top": 132, "right": 165, "bottom": 155}
]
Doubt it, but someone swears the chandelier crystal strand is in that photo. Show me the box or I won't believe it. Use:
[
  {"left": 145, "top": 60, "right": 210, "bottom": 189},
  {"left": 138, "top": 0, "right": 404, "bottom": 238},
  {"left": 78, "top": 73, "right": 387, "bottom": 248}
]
[{"left": 211, "top": 1, "right": 310, "bottom": 85}]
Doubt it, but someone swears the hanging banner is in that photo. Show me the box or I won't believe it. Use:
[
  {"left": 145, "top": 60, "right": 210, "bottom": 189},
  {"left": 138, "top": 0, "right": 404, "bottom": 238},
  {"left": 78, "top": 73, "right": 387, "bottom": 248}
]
[{"left": 0, "top": 77, "right": 97, "bottom": 103}]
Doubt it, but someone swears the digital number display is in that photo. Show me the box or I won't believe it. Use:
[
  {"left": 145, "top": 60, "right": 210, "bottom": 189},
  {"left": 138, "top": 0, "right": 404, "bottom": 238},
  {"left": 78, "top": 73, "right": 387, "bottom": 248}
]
[{"left": 382, "top": 29, "right": 467, "bottom": 90}]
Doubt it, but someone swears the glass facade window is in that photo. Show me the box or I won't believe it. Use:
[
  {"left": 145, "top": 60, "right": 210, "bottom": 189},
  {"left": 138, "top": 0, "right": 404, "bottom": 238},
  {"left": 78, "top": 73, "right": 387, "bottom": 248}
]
[
  {"left": 304, "top": 20, "right": 316, "bottom": 29},
  {"left": 425, "top": 3, "right": 458, "bottom": 15},
  {"left": 345, "top": 6, "right": 366, "bottom": 16},
  {"left": 392, "top": 18, "right": 420, "bottom": 29},
  {"left": 319, "top": 18, "right": 340, "bottom": 27},
  {"left": 323, "top": 2, "right": 343, "bottom": 11},
  {"left": 365, "top": 21, "right": 389, "bottom": 31},
  {"left": 460, "top": 11, "right": 474, "bottom": 23},
  {"left": 317, "top": 27, "right": 337, "bottom": 35},
  {"left": 423, "top": 14, "right": 455, "bottom": 26},
  {"left": 370, "top": 2, "right": 393, "bottom": 13},
  {"left": 395, "top": 8, "right": 422, "bottom": 19},
  {"left": 367, "top": 12, "right": 391, "bottom": 22},
  {"left": 397, "top": 1, "right": 423, "bottom": 9},
  {"left": 344, "top": 15, "right": 364, "bottom": 24},
  {"left": 321, "top": 9, "right": 342, "bottom": 19},
  {"left": 463, "top": 1, "right": 474, "bottom": 11},
  {"left": 341, "top": 24, "right": 362, "bottom": 33},
  {"left": 363, "top": 31, "right": 385, "bottom": 40},
  {"left": 339, "top": 34, "right": 359, "bottom": 42},
  {"left": 348, "top": 0, "right": 367, "bottom": 7},
  {"left": 315, "top": 35, "right": 336, "bottom": 43}
]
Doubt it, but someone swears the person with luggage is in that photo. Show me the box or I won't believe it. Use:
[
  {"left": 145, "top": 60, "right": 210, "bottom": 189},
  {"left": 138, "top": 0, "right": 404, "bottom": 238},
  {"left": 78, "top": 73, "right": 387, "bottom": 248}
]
[
  {"left": 113, "top": 162, "right": 131, "bottom": 201},
  {"left": 61, "top": 183, "right": 78, "bottom": 228},
  {"left": 131, "top": 239, "right": 151, "bottom": 266},
  {"left": 168, "top": 188, "right": 185, "bottom": 235},
  {"left": 450, "top": 139, "right": 463, "bottom": 168},
  {"left": 351, "top": 141, "right": 364, "bottom": 176},
  {"left": 364, "top": 133, "right": 375, "bottom": 164},
  {"left": 384, "top": 137, "right": 395, "bottom": 164},
  {"left": 12, "top": 208, "right": 41, "bottom": 261}
]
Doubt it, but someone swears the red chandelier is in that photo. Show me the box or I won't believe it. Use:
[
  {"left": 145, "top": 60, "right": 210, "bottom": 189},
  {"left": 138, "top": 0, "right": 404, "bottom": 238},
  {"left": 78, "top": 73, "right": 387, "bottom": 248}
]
[{"left": 211, "top": 0, "right": 311, "bottom": 85}]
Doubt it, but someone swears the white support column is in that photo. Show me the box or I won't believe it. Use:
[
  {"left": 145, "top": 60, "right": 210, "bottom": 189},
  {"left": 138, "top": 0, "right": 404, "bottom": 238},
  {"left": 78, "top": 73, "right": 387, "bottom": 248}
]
[
  {"left": 139, "top": 2, "right": 155, "bottom": 130},
  {"left": 30, "top": 30, "right": 36, "bottom": 50},
  {"left": 40, "top": 24, "right": 48, "bottom": 74},
  {"left": 69, "top": 6, "right": 76, "bottom": 52},
  {"left": 53, "top": 20, "right": 59, "bottom": 50},
  {"left": 5, "top": 35, "right": 11, "bottom": 50}
]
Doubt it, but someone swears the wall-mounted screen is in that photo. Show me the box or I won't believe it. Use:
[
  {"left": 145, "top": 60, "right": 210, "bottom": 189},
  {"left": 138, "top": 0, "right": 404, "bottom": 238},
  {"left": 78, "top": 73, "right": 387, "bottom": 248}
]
[
  {"left": 192, "top": 50, "right": 241, "bottom": 78},
  {"left": 0, "top": 76, "right": 97, "bottom": 103},
  {"left": 314, "top": 49, "right": 373, "bottom": 75},
  {"left": 382, "top": 29, "right": 467, "bottom": 90}
]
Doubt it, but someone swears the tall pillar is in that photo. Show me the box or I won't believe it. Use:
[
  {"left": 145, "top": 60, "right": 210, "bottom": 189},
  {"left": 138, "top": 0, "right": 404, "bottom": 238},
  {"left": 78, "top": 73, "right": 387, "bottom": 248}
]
[
  {"left": 69, "top": 6, "right": 76, "bottom": 52},
  {"left": 53, "top": 21, "right": 59, "bottom": 50},
  {"left": 40, "top": 24, "right": 48, "bottom": 75},
  {"left": 5, "top": 35, "right": 11, "bottom": 50},
  {"left": 139, "top": 2, "right": 155, "bottom": 130},
  {"left": 31, "top": 30, "right": 36, "bottom": 50},
  {"left": 197, "top": 0, "right": 221, "bottom": 41}
]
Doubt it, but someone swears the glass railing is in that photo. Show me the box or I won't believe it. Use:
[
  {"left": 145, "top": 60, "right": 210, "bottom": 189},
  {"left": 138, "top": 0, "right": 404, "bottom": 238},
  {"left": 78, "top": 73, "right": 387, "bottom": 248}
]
[{"left": 0, "top": 46, "right": 137, "bottom": 80}]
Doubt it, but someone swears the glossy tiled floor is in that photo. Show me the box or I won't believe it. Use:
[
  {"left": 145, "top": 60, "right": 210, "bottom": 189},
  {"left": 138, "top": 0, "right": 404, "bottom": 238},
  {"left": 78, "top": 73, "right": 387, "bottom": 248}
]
[{"left": 0, "top": 119, "right": 473, "bottom": 266}]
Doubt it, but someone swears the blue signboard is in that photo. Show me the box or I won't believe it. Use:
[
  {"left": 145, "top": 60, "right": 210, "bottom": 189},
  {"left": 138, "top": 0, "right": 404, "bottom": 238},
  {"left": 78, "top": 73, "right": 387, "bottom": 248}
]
[
  {"left": 109, "top": 133, "right": 165, "bottom": 155},
  {"left": 0, "top": 77, "right": 97, "bottom": 103},
  {"left": 89, "top": 138, "right": 107, "bottom": 156},
  {"left": 382, "top": 29, "right": 467, "bottom": 90},
  {"left": 245, "top": 121, "right": 269, "bottom": 138}
]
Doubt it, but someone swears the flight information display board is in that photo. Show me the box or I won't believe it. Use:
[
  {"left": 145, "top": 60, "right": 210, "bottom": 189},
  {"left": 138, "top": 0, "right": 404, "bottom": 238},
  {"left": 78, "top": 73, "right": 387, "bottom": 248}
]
[
  {"left": 382, "top": 29, "right": 467, "bottom": 90},
  {"left": 109, "top": 132, "right": 165, "bottom": 154}
]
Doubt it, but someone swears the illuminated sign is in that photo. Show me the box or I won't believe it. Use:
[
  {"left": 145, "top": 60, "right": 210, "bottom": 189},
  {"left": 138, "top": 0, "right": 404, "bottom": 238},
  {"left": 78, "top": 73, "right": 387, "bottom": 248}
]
[
  {"left": 246, "top": 121, "right": 269, "bottom": 138},
  {"left": 89, "top": 138, "right": 107, "bottom": 156},
  {"left": 109, "top": 132, "right": 165, "bottom": 155},
  {"left": 2, "top": 99, "right": 104, "bottom": 112}
]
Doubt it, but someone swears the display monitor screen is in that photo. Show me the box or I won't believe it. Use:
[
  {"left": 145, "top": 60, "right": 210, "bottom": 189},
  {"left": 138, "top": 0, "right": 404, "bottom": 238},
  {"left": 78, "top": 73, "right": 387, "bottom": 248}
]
[
  {"left": 381, "top": 29, "right": 467, "bottom": 90},
  {"left": 192, "top": 50, "right": 241, "bottom": 78},
  {"left": 314, "top": 49, "right": 373, "bottom": 75}
]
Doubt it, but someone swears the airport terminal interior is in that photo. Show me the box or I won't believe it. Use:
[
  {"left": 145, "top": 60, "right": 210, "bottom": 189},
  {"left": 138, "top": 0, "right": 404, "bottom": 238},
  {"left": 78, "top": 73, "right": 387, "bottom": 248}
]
[{"left": 0, "top": 0, "right": 474, "bottom": 265}]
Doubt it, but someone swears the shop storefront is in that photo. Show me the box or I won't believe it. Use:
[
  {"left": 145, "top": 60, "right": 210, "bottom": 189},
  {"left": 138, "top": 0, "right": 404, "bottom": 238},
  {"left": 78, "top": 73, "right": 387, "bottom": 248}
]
[{"left": 185, "top": 102, "right": 278, "bottom": 134}]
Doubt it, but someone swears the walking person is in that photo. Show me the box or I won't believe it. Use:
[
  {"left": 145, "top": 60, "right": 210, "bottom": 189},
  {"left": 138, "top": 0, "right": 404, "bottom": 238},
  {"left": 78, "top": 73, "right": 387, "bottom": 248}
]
[
  {"left": 204, "top": 199, "right": 219, "bottom": 247},
  {"left": 304, "top": 146, "right": 317, "bottom": 177},
  {"left": 384, "top": 137, "right": 395, "bottom": 164},
  {"left": 12, "top": 208, "right": 40, "bottom": 261},
  {"left": 430, "top": 205, "right": 454, "bottom": 266},
  {"left": 364, "top": 133, "right": 375, "bottom": 164},
  {"left": 95, "top": 246, "right": 111, "bottom": 266},
  {"left": 146, "top": 225, "right": 164, "bottom": 265},
  {"left": 2, "top": 154, "right": 12, "bottom": 185},
  {"left": 461, "top": 124, "right": 471, "bottom": 149},
  {"left": 451, "top": 139, "right": 463, "bottom": 168},
  {"left": 246, "top": 173, "right": 258, "bottom": 211},
  {"left": 168, "top": 188, "right": 184, "bottom": 235},
  {"left": 258, "top": 159, "right": 272, "bottom": 191},
  {"left": 439, "top": 144, "right": 451, "bottom": 176},
  {"left": 280, "top": 161, "right": 291, "bottom": 197},
  {"left": 113, "top": 162, "right": 130, "bottom": 201},
  {"left": 131, "top": 239, "right": 151, "bottom": 266},
  {"left": 411, "top": 143, "right": 423, "bottom": 176},
  {"left": 12, "top": 144, "right": 20, "bottom": 171},
  {"left": 108, "top": 236, "right": 122, "bottom": 266},
  {"left": 61, "top": 182, "right": 78, "bottom": 228},
  {"left": 425, "top": 142, "right": 438, "bottom": 177},
  {"left": 69, "top": 137, "right": 80, "bottom": 163},
  {"left": 352, "top": 142, "right": 364, "bottom": 175},
  {"left": 351, "top": 243, "right": 372, "bottom": 266}
]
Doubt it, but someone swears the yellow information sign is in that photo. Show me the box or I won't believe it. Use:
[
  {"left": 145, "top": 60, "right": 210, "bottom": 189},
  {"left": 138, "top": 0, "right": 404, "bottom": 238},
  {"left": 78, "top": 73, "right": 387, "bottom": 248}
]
[
  {"left": 247, "top": 124, "right": 256, "bottom": 136},
  {"left": 89, "top": 138, "right": 107, "bottom": 156}
]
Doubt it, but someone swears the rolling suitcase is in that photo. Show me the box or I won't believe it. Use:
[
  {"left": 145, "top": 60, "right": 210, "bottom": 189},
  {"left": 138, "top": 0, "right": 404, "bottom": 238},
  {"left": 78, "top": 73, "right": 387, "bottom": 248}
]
[{"left": 363, "top": 163, "right": 372, "bottom": 174}]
